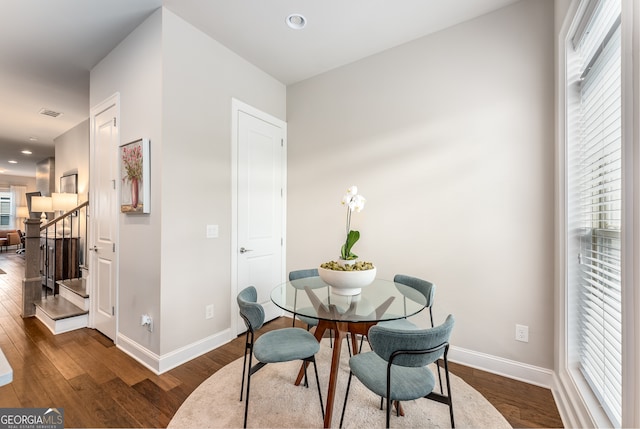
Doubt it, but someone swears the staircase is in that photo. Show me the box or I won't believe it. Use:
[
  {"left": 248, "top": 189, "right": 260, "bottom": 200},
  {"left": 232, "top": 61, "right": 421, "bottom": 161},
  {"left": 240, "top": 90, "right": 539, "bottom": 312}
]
[
  {"left": 23, "top": 200, "right": 90, "bottom": 335},
  {"left": 35, "top": 278, "right": 89, "bottom": 334}
]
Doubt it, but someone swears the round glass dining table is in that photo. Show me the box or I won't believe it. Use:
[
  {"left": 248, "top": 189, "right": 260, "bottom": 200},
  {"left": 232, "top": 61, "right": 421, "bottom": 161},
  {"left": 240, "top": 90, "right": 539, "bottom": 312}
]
[{"left": 271, "top": 276, "right": 428, "bottom": 428}]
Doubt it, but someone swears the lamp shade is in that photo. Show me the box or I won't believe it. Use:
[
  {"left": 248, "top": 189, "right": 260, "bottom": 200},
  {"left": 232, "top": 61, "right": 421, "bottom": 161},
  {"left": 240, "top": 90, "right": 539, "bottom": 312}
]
[
  {"left": 31, "top": 196, "right": 53, "bottom": 213},
  {"left": 52, "top": 192, "right": 78, "bottom": 212},
  {"left": 16, "top": 206, "right": 29, "bottom": 218}
]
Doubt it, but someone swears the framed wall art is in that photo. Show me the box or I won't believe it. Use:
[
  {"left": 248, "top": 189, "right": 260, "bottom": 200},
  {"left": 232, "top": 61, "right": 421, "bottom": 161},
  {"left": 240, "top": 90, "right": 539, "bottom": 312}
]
[
  {"left": 120, "top": 138, "right": 150, "bottom": 214},
  {"left": 60, "top": 173, "right": 77, "bottom": 194},
  {"left": 25, "top": 191, "right": 41, "bottom": 219},
  {"left": 60, "top": 173, "right": 78, "bottom": 216}
]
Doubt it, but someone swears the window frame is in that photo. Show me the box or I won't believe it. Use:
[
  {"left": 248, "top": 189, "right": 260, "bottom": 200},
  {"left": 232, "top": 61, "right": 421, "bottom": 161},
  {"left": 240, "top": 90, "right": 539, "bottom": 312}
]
[{"left": 556, "top": 0, "right": 639, "bottom": 427}]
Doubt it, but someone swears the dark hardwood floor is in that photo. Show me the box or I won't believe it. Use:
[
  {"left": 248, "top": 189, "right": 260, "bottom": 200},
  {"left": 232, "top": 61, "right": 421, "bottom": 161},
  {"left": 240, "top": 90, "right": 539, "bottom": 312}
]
[{"left": 0, "top": 251, "right": 563, "bottom": 428}]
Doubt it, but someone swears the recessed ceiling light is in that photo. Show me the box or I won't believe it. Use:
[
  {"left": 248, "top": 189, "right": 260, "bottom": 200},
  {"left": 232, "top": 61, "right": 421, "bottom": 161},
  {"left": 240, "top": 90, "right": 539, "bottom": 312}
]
[
  {"left": 21, "top": 150, "right": 32, "bottom": 155},
  {"left": 286, "top": 13, "right": 306, "bottom": 30},
  {"left": 8, "top": 160, "right": 17, "bottom": 164},
  {"left": 28, "top": 137, "right": 38, "bottom": 141}
]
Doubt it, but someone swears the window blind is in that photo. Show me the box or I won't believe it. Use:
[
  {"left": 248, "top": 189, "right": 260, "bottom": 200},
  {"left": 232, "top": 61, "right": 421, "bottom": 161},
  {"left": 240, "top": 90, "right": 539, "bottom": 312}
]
[
  {"left": 0, "top": 194, "right": 10, "bottom": 227},
  {"left": 569, "top": 0, "right": 622, "bottom": 426}
]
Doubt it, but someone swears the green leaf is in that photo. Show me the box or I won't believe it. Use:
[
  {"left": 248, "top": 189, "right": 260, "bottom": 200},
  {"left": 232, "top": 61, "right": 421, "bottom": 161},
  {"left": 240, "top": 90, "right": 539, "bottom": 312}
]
[{"left": 341, "top": 230, "right": 360, "bottom": 260}]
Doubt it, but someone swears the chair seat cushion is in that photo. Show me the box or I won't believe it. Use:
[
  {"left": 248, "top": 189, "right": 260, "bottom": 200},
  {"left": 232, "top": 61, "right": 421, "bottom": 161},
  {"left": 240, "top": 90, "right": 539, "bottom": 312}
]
[
  {"left": 377, "top": 318, "right": 419, "bottom": 330},
  {"left": 349, "top": 351, "right": 435, "bottom": 401},
  {"left": 295, "top": 307, "right": 319, "bottom": 327},
  {"left": 254, "top": 328, "right": 320, "bottom": 363}
]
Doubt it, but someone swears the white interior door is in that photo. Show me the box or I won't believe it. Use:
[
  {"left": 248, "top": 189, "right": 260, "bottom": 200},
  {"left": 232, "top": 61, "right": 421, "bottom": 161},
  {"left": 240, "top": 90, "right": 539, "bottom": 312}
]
[
  {"left": 89, "top": 95, "right": 119, "bottom": 341},
  {"left": 233, "top": 100, "right": 286, "bottom": 334}
]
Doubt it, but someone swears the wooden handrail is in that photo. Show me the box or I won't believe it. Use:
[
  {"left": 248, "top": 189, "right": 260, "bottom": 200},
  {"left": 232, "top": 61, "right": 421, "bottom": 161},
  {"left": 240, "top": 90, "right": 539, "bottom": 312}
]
[{"left": 40, "top": 201, "right": 89, "bottom": 231}]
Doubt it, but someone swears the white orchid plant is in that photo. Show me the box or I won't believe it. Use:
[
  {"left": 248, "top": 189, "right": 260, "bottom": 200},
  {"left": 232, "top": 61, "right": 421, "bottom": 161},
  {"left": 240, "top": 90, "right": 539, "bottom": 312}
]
[{"left": 340, "top": 185, "right": 366, "bottom": 260}]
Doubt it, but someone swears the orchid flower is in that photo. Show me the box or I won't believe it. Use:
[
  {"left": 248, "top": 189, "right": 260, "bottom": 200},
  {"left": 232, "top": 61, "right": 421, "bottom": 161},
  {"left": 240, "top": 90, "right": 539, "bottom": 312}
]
[{"left": 340, "top": 186, "right": 366, "bottom": 260}]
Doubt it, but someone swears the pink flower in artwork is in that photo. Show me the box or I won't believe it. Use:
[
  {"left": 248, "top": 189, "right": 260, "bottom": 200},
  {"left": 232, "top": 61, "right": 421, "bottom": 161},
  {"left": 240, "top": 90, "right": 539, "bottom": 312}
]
[{"left": 122, "top": 145, "right": 142, "bottom": 182}]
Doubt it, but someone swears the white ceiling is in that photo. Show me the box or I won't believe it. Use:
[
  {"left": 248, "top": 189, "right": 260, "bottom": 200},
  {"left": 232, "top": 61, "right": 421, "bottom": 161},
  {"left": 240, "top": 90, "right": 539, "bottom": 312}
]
[{"left": 0, "top": 0, "right": 520, "bottom": 178}]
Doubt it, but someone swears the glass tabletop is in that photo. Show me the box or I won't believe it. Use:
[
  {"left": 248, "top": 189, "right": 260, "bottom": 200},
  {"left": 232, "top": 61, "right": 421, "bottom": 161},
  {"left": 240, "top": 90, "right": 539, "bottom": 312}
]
[{"left": 270, "top": 276, "right": 428, "bottom": 323}]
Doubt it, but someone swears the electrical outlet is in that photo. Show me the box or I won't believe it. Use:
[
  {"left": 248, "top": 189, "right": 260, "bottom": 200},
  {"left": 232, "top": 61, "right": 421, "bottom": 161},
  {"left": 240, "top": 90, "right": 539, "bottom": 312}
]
[
  {"left": 515, "top": 324, "right": 529, "bottom": 342},
  {"left": 205, "top": 304, "right": 214, "bottom": 319},
  {"left": 141, "top": 314, "right": 153, "bottom": 332}
]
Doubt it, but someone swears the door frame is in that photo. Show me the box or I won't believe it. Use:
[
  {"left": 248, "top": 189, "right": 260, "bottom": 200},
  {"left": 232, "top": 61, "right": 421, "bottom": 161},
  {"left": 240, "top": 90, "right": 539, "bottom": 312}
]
[
  {"left": 230, "top": 98, "right": 287, "bottom": 335},
  {"left": 88, "top": 92, "right": 120, "bottom": 339}
]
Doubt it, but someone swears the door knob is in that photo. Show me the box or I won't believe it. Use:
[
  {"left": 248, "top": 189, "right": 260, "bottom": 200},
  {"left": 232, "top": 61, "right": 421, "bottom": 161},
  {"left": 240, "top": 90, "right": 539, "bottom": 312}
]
[
  {"left": 239, "top": 247, "right": 253, "bottom": 254},
  {"left": 89, "top": 246, "right": 98, "bottom": 252}
]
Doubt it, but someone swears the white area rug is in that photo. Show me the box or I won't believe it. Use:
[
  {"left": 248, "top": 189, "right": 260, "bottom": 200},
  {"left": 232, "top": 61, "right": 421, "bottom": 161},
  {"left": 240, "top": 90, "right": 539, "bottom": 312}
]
[{"left": 169, "top": 339, "right": 511, "bottom": 428}]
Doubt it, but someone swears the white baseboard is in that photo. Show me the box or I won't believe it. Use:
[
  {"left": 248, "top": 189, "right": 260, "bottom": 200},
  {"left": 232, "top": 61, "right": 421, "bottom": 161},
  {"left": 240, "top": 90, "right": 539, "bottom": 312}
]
[
  {"left": 551, "top": 371, "right": 584, "bottom": 429},
  {"left": 286, "top": 313, "right": 555, "bottom": 388},
  {"left": 448, "top": 345, "right": 555, "bottom": 389},
  {"left": 116, "top": 334, "right": 161, "bottom": 373},
  {"left": 117, "top": 329, "right": 236, "bottom": 375}
]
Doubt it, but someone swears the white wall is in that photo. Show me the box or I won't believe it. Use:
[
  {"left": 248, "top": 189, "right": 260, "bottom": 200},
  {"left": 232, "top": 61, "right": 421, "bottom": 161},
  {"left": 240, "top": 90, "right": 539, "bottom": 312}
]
[
  {"left": 90, "top": 9, "right": 163, "bottom": 355},
  {"left": 54, "top": 119, "right": 89, "bottom": 201},
  {"left": 90, "top": 8, "right": 286, "bottom": 368},
  {"left": 287, "top": 0, "right": 555, "bottom": 370},
  {"left": 160, "top": 10, "right": 286, "bottom": 355},
  {"left": 0, "top": 176, "right": 35, "bottom": 191}
]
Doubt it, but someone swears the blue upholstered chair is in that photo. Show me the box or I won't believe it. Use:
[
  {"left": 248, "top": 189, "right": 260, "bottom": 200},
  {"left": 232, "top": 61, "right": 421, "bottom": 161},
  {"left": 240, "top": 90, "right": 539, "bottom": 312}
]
[
  {"left": 379, "top": 274, "right": 436, "bottom": 330},
  {"left": 288, "top": 268, "right": 322, "bottom": 330},
  {"left": 340, "top": 315, "right": 456, "bottom": 428},
  {"left": 289, "top": 268, "right": 355, "bottom": 354},
  {"left": 377, "top": 274, "right": 443, "bottom": 394},
  {"left": 237, "top": 286, "right": 324, "bottom": 428}
]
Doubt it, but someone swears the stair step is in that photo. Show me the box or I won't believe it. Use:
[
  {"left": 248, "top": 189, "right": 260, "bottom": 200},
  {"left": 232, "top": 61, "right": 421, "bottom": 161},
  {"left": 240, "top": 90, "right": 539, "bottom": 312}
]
[
  {"left": 35, "top": 296, "right": 88, "bottom": 320},
  {"left": 58, "top": 278, "right": 88, "bottom": 298},
  {"left": 58, "top": 278, "right": 89, "bottom": 311},
  {"left": 35, "top": 296, "right": 88, "bottom": 335}
]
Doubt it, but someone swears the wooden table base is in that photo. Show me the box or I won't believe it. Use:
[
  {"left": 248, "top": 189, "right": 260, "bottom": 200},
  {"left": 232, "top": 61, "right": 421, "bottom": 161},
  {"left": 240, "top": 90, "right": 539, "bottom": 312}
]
[{"left": 295, "top": 319, "right": 376, "bottom": 428}]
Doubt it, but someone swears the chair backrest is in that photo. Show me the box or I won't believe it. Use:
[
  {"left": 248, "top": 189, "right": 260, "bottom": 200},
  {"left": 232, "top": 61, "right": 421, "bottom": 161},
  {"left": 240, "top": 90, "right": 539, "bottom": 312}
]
[
  {"left": 394, "top": 274, "right": 436, "bottom": 307},
  {"left": 368, "top": 314, "right": 455, "bottom": 367},
  {"left": 237, "top": 286, "right": 265, "bottom": 332},
  {"left": 288, "top": 268, "right": 319, "bottom": 280}
]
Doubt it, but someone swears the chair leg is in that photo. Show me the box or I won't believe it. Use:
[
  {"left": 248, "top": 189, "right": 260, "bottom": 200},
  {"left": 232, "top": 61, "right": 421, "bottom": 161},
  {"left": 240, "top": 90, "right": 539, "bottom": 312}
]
[
  {"left": 310, "top": 357, "right": 325, "bottom": 419},
  {"left": 243, "top": 350, "right": 254, "bottom": 428},
  {"left": 240, "top": 331, "right": 250, "bottom": 401},
  {"left": 359, "top": 334, "right": 367, "bottom": 353},
  {"left": 444, "top": 358, "right": 455, "bottom": 428},
  {"left": 386, "top": 395, "right": 392, "bottom": 428},
  {"left": 386, "top": 366, "right": 392, "bottom": 428},
  {"left": 339, "top": 371, "right": 354, "bottom": 428}
]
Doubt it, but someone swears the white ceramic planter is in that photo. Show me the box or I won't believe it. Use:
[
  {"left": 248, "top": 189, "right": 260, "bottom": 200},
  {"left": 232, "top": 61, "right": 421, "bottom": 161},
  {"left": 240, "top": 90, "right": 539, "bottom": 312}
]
[{"left": 318, "top": 266, "right": 377, "bottom": 295}]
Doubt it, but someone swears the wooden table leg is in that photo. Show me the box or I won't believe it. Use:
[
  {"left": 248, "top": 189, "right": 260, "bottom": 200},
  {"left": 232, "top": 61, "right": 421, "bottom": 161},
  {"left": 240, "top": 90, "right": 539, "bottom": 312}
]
[
  {"left": 323, "top": 322, "right": 346, "bottom": 428},
  {"left": 294, "top": 320, "right": 378, "bottom": 428},
  {"left": 294, "top": 320, "right": 346, "bottom": 428}
]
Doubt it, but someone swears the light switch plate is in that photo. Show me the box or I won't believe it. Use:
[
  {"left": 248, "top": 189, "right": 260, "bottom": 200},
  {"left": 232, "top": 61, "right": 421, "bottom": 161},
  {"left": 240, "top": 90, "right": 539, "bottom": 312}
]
[{"left": 206, "top": 225, "right": 219, "bottom": 238}]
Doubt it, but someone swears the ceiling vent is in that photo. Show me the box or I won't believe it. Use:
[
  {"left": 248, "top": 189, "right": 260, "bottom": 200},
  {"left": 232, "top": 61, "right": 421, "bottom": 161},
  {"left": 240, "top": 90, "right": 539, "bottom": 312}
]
[{"left": 39, "top": 108, "right": 62, "bottom": 118}]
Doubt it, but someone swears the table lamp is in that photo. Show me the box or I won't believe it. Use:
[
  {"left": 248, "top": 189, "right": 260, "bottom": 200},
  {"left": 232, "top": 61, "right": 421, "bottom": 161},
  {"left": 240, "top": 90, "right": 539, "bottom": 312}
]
[
  {"left": 52, "top": 192, "right": 78, "bottom": 213},
  {"left": 52, "top": 193, "right": 78, "bottom": 235},
  {"left": 31, "top": 196, "right": 53, "bottom": 224},
  {"left": 16, "top": 206, "right": 29, "bottom": 222}
]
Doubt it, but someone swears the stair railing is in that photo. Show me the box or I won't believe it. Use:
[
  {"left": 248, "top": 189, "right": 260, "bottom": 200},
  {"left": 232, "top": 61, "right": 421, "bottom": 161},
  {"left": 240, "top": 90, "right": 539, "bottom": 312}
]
[{"left": 22, "top": 201, "right": 89, "bottom": 317}]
